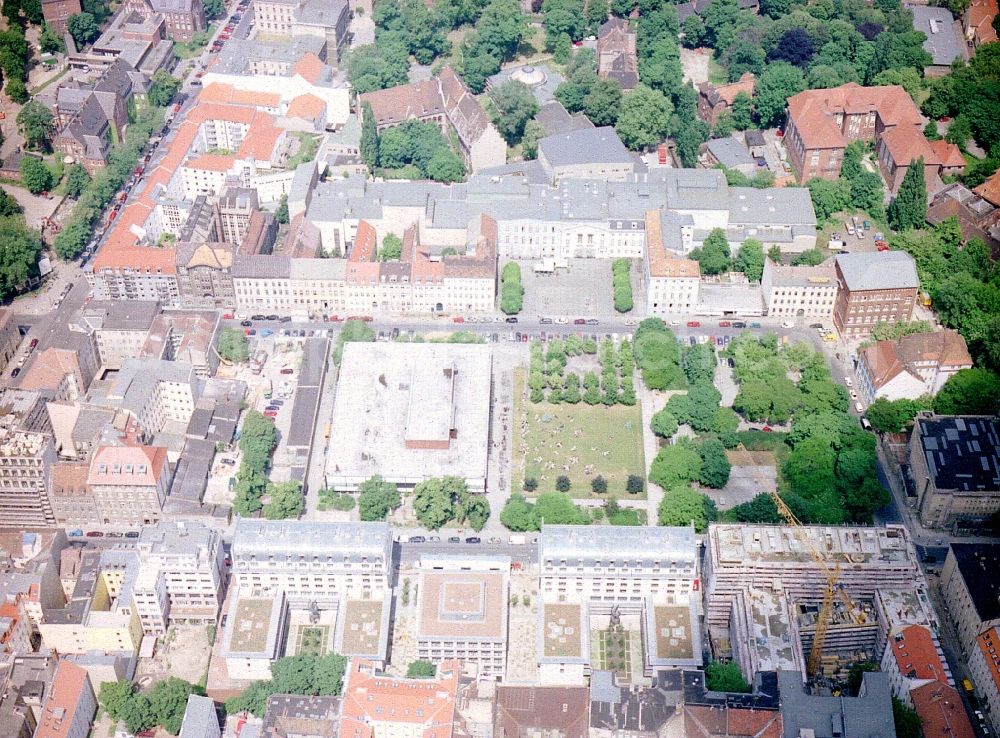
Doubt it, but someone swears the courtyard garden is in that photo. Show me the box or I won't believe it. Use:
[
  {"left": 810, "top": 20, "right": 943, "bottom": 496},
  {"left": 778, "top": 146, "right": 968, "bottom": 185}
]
[{"left": 293, "top": 625, "right": 329, "bottom": 657}]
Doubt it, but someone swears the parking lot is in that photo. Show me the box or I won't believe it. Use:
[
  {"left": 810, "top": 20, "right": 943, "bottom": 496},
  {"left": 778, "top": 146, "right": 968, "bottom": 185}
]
[{"left": 520, "top": 258, "right": 644, "bottom": 319}]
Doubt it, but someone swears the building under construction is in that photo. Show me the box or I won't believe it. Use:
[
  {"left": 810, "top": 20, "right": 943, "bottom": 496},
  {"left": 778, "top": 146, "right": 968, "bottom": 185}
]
[{"left": 705, "top": 524, "right": 927, "bottom": 683}]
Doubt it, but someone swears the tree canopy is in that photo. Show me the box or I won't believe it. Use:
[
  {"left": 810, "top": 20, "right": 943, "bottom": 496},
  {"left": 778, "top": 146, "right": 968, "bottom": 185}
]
[{"left": 358, "top": 475, "right": 401, "bottom": 521}]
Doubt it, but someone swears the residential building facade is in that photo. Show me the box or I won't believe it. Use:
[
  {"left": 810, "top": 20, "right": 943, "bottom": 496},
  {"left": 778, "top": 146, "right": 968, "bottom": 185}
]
[
  {"left": 760, "top": 259, "right": 838, "bottom": 319},
  {"left": 857, "top": 330, "right": 973, "bottom": 404},
  {"left": 34, "top": 661, "right": 96, "bottom": 738},
  {"left": 940, "top": 544, "right": 1000, "bottom": 659}
]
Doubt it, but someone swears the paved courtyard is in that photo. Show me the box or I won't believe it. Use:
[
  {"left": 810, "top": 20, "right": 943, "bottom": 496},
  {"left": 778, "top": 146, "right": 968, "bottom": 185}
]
[{"left": 520, "top": 259, "right": 643, "bottom": 319}]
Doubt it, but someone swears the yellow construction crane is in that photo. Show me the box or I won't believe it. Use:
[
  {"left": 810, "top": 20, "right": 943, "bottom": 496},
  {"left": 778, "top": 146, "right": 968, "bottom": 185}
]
[{"left": 770, "top": 492, "right": 867, "bottom": 678}]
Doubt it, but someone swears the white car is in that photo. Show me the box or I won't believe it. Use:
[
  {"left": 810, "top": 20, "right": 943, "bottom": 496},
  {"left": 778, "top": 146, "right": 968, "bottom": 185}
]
[
  {"left": 554, "top": 317, "right": 569, "bottom": 325},
  {"left": 844, "top": 377, "right": 853, "bottom": 388},
  {"left": 854, "top": 401, "right": 864, "bottom": 413},
  {"left": 669, "top": 319, "right": 681, "bottom": 326},
  {"left": 781, "top": 320, "right": 795, "bottom": 328}
]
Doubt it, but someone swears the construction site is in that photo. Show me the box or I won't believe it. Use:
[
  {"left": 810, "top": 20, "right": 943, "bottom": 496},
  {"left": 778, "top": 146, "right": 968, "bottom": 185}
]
[{"left": 704, "top": 521, "right": 929, "bottom": 688}]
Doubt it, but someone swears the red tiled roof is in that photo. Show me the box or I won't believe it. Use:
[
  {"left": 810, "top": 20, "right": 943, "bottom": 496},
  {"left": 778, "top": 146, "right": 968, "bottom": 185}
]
[
  {"left": 35, "top": 661, "right": 92, "bottom": 738},
  {"left": 976, "top": 626, "right": 1000, "bottom": 694},
  {"left": 890, "top": 625, "right": 947, "bottom": 682},
  {"left": 287, "top": 93, "right": 326, "bottom": 122},
  {"left": 350, "top": 220, "right": 377, "bottom": 263},
  {"left": 87, "top": 444, "right": 167, "bottom": 487},
  {"left": 786, "top": 84, "right": 923, "bottom": 150},
  {"left": 930, "top": 139, "right": 966, "bottom": 168},
  {"left": 339, "top": 660, "right": 459, "bottom": 738},
  {"left": 684, "top": 705, "right": 783, "bottom": 738},
  {"left": 186, "top": 153, "right": 235, "bottom": 172},
  {"left": 910, "top": 682, "right": 977, "bottom": 738},
  {"left": 292, "top": 52, "right": 326, "bottom": 84},
  {"left": 975, "top": 169, "right": 1000, "bottom": 206},
  {"left": 967, "top": 0, "right": 998, "bottom": 44}
]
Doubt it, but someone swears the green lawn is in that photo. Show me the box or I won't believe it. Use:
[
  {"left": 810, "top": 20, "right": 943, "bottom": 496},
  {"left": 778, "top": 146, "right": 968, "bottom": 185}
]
[
  {"left": 285, "top": 132, "right": 320, "bottom": 170},
  {"left": 707, "top": 53, "right": 727, "bottom": 85},
  {"left": 294, "top": 625, "right": 329, "bottom": 656},
  {"left": 174, "top": 24, "right": 216, "bottom": 59},
  {"left": 513, "top": 368, "right": 646, "bottom": 499}
]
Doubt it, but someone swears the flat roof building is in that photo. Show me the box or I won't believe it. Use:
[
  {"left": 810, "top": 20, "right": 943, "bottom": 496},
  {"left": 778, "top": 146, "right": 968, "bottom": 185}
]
[
  {"left": 416, "top": 555, "right": 509, "bottom": 679},
  {"left": 941, "top": 543, "right": 1000, "bottom": 657},
  {"left": 909, "top": 414, "right": 1000, "bottom": 528},
  {"left": 778, "top": 670, "right": 896, "bottom": 738},
  {"left": 262, "top": 694, "right": 340, "bottom": 738},
  {"left": 324, "top": 343, "right": 492, "bottom": 492}
]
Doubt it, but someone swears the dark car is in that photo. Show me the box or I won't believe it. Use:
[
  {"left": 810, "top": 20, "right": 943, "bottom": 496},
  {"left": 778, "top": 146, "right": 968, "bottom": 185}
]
[
  {"left": 586, "top": 318, "right": 599, "bottom": 325},
  {"left": 125, "top": 531, "right": 140, "bottom": 538},
  {"left": 86, "top": 531, "right": 104, "bottom": 537},
  {"left": 573, "top": 318, "right": 586, "bottom": 325},
  {"left": 465, "top": 536, "right": 481, "bottom": 543},
  {"left": 733, "top": 321, "right": 746, "bottom": 328},
  {"left": 10, "top": 368, "right": 19, "bottom": 378},
  {"left": 505, "top": 316, "right": 518, "bottom": 323},
  {"left": 279, "top": 316, "right": 292, "bottom": 323},
  {"left": 271, "top": 399, "right": 285, "bottom": 406},
  {"left": 448, "top": 536, "right": 461, "bottom": 543},
  {"left": 409, "top": 536, "right": 426, "bottom": 543},
  {"left": 240, "top": 319, "right": 253, "bottom": 327},
  {"left": 265, "top": 405, "right": 280, "bottom": 412},
  {"left": 266, "top": 314, "right": 279, "bottom": 321},
  {"left": 809, "top": 323, "right": 823, "bottom": 329},
  {"left": 251, "top": 314, "right": 266, "bottom": 321}
]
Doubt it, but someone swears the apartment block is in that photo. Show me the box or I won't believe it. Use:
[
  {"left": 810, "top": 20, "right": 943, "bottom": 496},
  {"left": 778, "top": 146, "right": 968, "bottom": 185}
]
[
  {"left": 942, "top": 543, "right": 1000, "bottom": 658},
  {"left": 34, "top": 661, "right": 96, "bottom": 738},
  {"left": 100, "top": 359, "right": 200, "bottom": 440},
  {"left": 537, "top": 525, "right": 700, "bottom": 684},
  {"left": 231, "top": 520, "right": 392, "bottom": 599},
  {"left": 0, "top": 310, "right": 23, "bottom": 376},
  {"left": 38, "top": 550, "right": 144, "bottom": 656},
  {"left": 970, "top": 626, "right": 1000, "bottom": 735},
  {"left": 121, "top": 0, "right": 206, "bottom": 42},
  {"left": 909, "top": 414, "right": 1000, "bottom": 528},
  {"left": 644, "top": 210, "right": 700, "bottom": 315},
  {"left": 415, "top": 555, "right": 509, "bottom": 679},
  {"left": 760, "top": 259, "right": 838, "bottom": 319},
  {"left": 254, "top": 0, "right": 349, "bottom": 59},
  {"left": 41, "top": 0, "right": 81, "bottom": 33},
  {"left": 0, "top": 653, "right": 54, "bottom": 738},
  {"left": 0, "top": 391, "right": 57, "bottom": 527},
  {"left": 132, "top": 521, "right": 225, "bottom": 635},
  {"left": 833, "top": 252, "right": 920, "bottom": 338}
]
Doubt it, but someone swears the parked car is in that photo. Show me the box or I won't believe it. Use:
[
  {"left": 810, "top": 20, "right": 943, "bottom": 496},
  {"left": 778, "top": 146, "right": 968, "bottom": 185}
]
[
  {"left": 259, "top": 328, "right": 273, "bottom": 337},
  {"left": 410, "top": 536, "right": 426, "bottom": 543},
  {"left": 271, "top": 399, "right": 285, "bottom": 406},
  {"left": 465, "top": 536, "right": 481, "bottom": 543},
  {"left": 265, "top": 314, "right": 279, "bottom": 321},
  {"left": 540, "top": 317, "right": 553, "bottom": 324},
  {"left": 844, "top": 376, "right": 853, "bottom": 387},
  {"left": 586, "top": 318, "right": 599, "bottom": 325},
  {"left": 809, "top": 323, "right": 823, "bottom": 329},
  {"left": 732, "top": 321, "right": 746, "bottom": 328},
  {"left": 86, "top": 531, "right": 104, "bottom": 537},
  {"left": 279, "top": 316, "right": 292, "bottom": 323},
  {"left": 263, "top": 410, "right": 278, "bottom": 418},
  {"left": 573, "top": 318, "right": 586, "bottom": 325},
  {"left": 10, "top": 368, "right": 19, "bottom": 378},
  {"left": 505, "top": 316, "right": 518, "bottom": 323},
  {"left": 240, "top": 319, "right": 252, "bottom": 327},
  {"left": 220, "top": 458, "right": 236, "bottom": 466},
  {"left": 749, "top": 322, "right": 761, "bottom": 328},
  {"left": 448, "top": 536, "right": 461, "bottom": 543},
  {"left": 125, "top": 531, "right": 140, "bottom": 538},
  {"left": 854, "top": 401, "right": 864, "bottom": 413},
  {"left": 718, "top": 320, "right": 731, "bottom": 328},
  {"left": 781, "top": 320, "right": 795, "bottom": 328},
  {"left": 428, "top": 535, "right": 441, "bottom": 542},
  {"left": 686, "top": 321, "right": 701, "bottom": 328},
  {"left": 251, "top": 314, "right": 265, "bottom": 320},
  {"left": 280, "top": 367, "right": 295, "bottom": 374},
  {"left": 28, "top": 338, "right": 38, "bottom": 350},
  {"left": 68, "top": 529, "right": 83, "bottom": 537}
]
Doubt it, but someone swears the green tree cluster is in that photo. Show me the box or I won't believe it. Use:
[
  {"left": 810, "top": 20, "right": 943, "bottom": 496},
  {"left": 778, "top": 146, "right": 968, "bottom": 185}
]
[
  {"left": 865, "top": 396, "right": 932, "bottom": 433},
  {"left": 226, "top": 653, "right": 347, "bottom": 717},
  {"left": 357, "top": 475, "right": 401, "bottom": 521},
  {"left": 553, "top": 50, "right": 623, "bottom": 128},
  {"left": 373, "top": 0, "right": 450, "bottom": 64},
  {"left": 689, "top": 228, "right": 731, "bottom": 275},
  {"left": 100, "top": 678, "right": 203, "bottom": 735},
  {"left": 923, "top": 44, "right": 1000, "bottom": 154},
  {"left": 406, "top": 660, "right": 437, "bottom": 678},
  {"left": 148, "top": 70, "right": 181, "bottom": 107},
  {"left": 500, "top": 261, "right": 523, "bottom": 314},
  {"left": 500, "top": 492, "right": 590, "bottom": 530},
  {"left": 232, "top": 410, "right": 278, "bottom": 516},
  {"left": 378, "top": 233, "right": 403, "bottom": 261},
  {"left": 18, "top": 156, "right": 52, "bottom": 194},
  {"left": 611, "top": 258, "right": 633, "bottom": 312},
  {"left": 457, "top": 0, "right": 526, "bottom": 92},
  {"left": 489, "top": 80, "right": 539, "bottom": 145},
  {"left": 634, "top": 318, "right": 685, "bottom": 390},
  {"left": 413, "top": 476, "right": 490, "bottom": 530},
  {"left": 346, "top": 38, "right": 410, "bottom": 93},
  {"left": 372, "top": 119, "right": 465, "bottom": 182},
  {"left": 704, "top": 661, "right": 751, "bottom": 693},
  {"left": 657, "top": 484, "right": 718, "bottom": 532},
  {"left": 333, "top": 319, "right": 375, "bottom": 365},
  {"left": 17, "top": 102, "right": 55, "bottom": 152},
  {"left": 0, "top": 216, "right": 42, "bottom": 301},
  {"left": 217, "top": 327, "right": 250, "bottom": 363},
  {"left": 263, "top": 480, "right": 304, "bottom": 520}
]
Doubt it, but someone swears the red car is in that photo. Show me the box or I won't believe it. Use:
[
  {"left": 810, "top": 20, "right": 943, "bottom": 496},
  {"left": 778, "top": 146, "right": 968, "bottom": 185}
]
[
  {"left": 263, "top": 410, "right": 278, "bottom": 418},
  {"left": 875, "top": 241, "right": 890, "bottom": 252},
  {"left": 453, "top": 317, "right": 465, "bottom": 323},
  {"left": 718, "top": 321, "right": 731, "bottom": 328},
  {"left": 329, "top": 315, "right": 344, "bottom": 323},
  {"left": 280, "top": 368, "right": 295, "bottom": 375},
  {"left": 222, "top": 312, "right": 234, "bottom": 320},
  {"left": 28, "top": 338, "right": 38, "bottom": 350},
  {"left": 573, "top": 318, "right": 586, "bottom": 325},
  {"left": 686, "top": 321, "right": 701, "bottom": 328}
]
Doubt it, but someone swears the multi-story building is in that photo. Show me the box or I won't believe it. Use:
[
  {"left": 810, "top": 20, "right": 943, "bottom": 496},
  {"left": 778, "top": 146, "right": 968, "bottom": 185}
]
[
  {"left": 832, "top": 252, "right": 920, "bottom": 338},
  {"left": 537, "top": 127, "right": 635, "bottom": 183},
  {"left": 253, "top": 0, "right": 350, "bottom": 59},
  {"left": 359, "top": 67, "right": 506, "bottom": 172},
  {"left": 537, "top": 525, "right": 701, "bottom": 684},
  {"left": 41, "top": 0, "right": 81, "bottom": 33},
  {"left": 339, "top": 660, "right": 460, "bottom": 738},
  {"left": 0, "top": 653, "right": 54, "bottom": 738},
  {"left": 941, "top": 544, "right": 1000, "bottom": 658},
  {"left": 644, "top": 210, "right": 699, "bottom": 315},
  {"left": 970, "top": 625, "right": 1000, "bottom": 735},
  {"left": 857, "top": 330, "right": 973, "bottom": 404},
  {"left": 132, "top": 522, "right": 225, "bottom": 635},
  {"left": 231, "top": 520, "right": 392, "bottom": 599},
  {"left": 39, "top": 551, "right": 143, "bottom": 655},
  {"left": 0, "top": 310, "right": 22, "bottom": 376},
  {"left": 101, "top": 359, "right": 200, "bottom": 440},
  {"left": 0, "top": 392, "right": 56, "bottom": 527},
  {"left": 74, "top": 300, "right": 161, "bottom": 372},
  {"left": 879, "top": 624, "right": 953, "bottom": 703},
  {"left": 784, "top": 83, "right": 961, "bottom": 194},
  {"left": 33, "top": 661, "right": 96, "bottom": 738},
  {"left": 85, "top": 442, "right": 170, "bottom": 527},
  {"left": 178, "top": 695, "right": 221, "bottom": 738},
  {"left": 415, "top": 555, "right": 509, "bottom": 679},
  {"left": 121, "top": 0, "right": 206, "bottom": 42},
  {"left": 216, "top": 187, "right": 258, "bottom": 245},
  {"left": 760, "top": 258, "right": 838, "bottom": 319},
  {"left": 909, "top": 415, "right": 1000, "bottom": 528},
  {"left": 697, "top": 73, "right": 755, "bottom": 127}
]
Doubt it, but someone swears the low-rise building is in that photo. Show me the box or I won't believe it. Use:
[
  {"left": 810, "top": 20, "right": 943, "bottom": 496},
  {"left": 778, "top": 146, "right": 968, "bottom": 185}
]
[
  {"left": 121, "top": 0, "right": 206, "bottom": 42},
  {"left": 537, "top": 127, "right": 634, "bottom": 183},
  {"left": 833, "top": 252, "right": 920, "bottom": 338},
  {"left": 910, "top": 4, "right": 968, "bottom": 75},
  {"left": 0, "top": 653, "right": 54, "bottom": 738},
  {"left": 909, "top": 414, "right": 1000, "bottom": 528},
  {"left": 926, "top": 183, "right": 1000, "bottom": 251},
  {"left": 33, "top": 661, "right": 96, "bottom": 738},
  {"left": 41, "top": 0, "right": 81, "bottom": 33},
  {"left": 857, "top": 329, "right": 973, "bottom": 404},
  {"left": 697, "top": 73, "right": 755, "bottom": 128},
  {"left": 495, "top": 685, "right": 590, "bottom": 738},
  {"left": 262, "top": 694, "right": 340, "bottom": 738},
  {"left": 178, "top": 695, "right": 221, "bottom": 738},
  {"left": 964, "top": 0, "right": 999, "bottom": 48},
  {"left": 644, "top": 210, "right": 700, "bottom": 315},
  {"left": 415, "top": 555, "right": 509, "bottom": 679},
  {"left": 596, "top": 18, "right": 638, "bottom": 90},
  {"left": 760, "top": 258, "right": 837, "bottom": 319}
]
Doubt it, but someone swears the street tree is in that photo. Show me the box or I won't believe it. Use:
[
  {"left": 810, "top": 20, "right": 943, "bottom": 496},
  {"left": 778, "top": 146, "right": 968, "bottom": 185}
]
[
  {"left": 357, "top": 475, "right": 401, "bottom": 521},
  {"left": 16, "top": 102, "right": 54, "bottom": 151},
  {"left": 19, "top": 156, "right": 53, "bottom": 194},
  {"left": 67, "top": 12, "right": 99, "bottom": 45},
  {"left": 148, "top": 69, "right": 181, "bottom": 107}
]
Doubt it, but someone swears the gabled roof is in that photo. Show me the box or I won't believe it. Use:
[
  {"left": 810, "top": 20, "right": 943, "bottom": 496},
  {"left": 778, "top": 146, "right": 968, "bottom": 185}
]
[
  {"left": 975, "top": 169, "right": 1000, "bottom": 207},
  {"left": 889, "top": 625, "right": 947, "bottom": 682},
  {"left": 495, "top": 686, "right": 590, "bottom": 738},
  {"left": 966, "top": 0, "right": 999, "bottom": 43},
  {"left": 836, "top": 251, "right": 920, "bottom": 291},
  {"left": 910, "top": 682, "right": 976, "bottom": 738},
  {"left": 292, "top": 52, "right": 327, "bottom": 85},
  {"left": 786, "top": 84, "right": 923, "bottom": 150},
  {"left": 699, "top": 72, "right": 755, "bottom": 108},
  {"left": 87, "top": 443, "right": 168, "bottom": 487},
  {"left": 286, "top": 93, "right": 326, "bottom": 122}
]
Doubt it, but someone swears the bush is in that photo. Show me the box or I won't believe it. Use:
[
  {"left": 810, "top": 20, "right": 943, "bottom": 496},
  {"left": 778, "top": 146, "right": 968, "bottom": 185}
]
[
  {"left": 704, "top": 661, "right": 750, "bottom": 693},
  {"left": 500, "top": 261, "right": 523, "bottom": 314},
  {"left": 523, "top": 477, "right": 539, "bottom": 492},
  {"left": 591, "top": 475, "right": 608, "bottom": 494},
  {"left": 611, "top": 258, "right": 633, "bottom": 312},
  {"left": 626, "top": 474, "right": 644, "bottom": 494},
  {"left": 555, "top": 475, "right": 571, "bottom": 492}
]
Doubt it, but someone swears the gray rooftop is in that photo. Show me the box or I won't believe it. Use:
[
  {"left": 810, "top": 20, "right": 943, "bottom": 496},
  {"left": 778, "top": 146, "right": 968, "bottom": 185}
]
[
  {"left": 138, "top": 520, "right": 216, "bottom": 557},
  {"left": 540, "top": 525, "right": 696, "bottom": 563},
  {"left": 534, "top": 100, "right": 594, "bottom": 137},
  {"left": 910, "top": 5, "right": 966, "bottom": 66},
  {"left": 538, "top": 126, "right": 632, "bottom": 169},
  {"left": 706, "top": 136, "right": 756, "bottom": 169},
  {"left": 232, "top": 520, "right": 392, "bottom": 557},
  {"left": 179, "top": 695, "right": 219, "bottom": 738},
  {"left": 835, "top": 251, "right": 920, "bottom": 291},
  {"left": 778, "top": 670, "right": 896, "bottom": 738},
  {"left": 916, "top": 414, "right": 1000, "bottom": 493}
]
